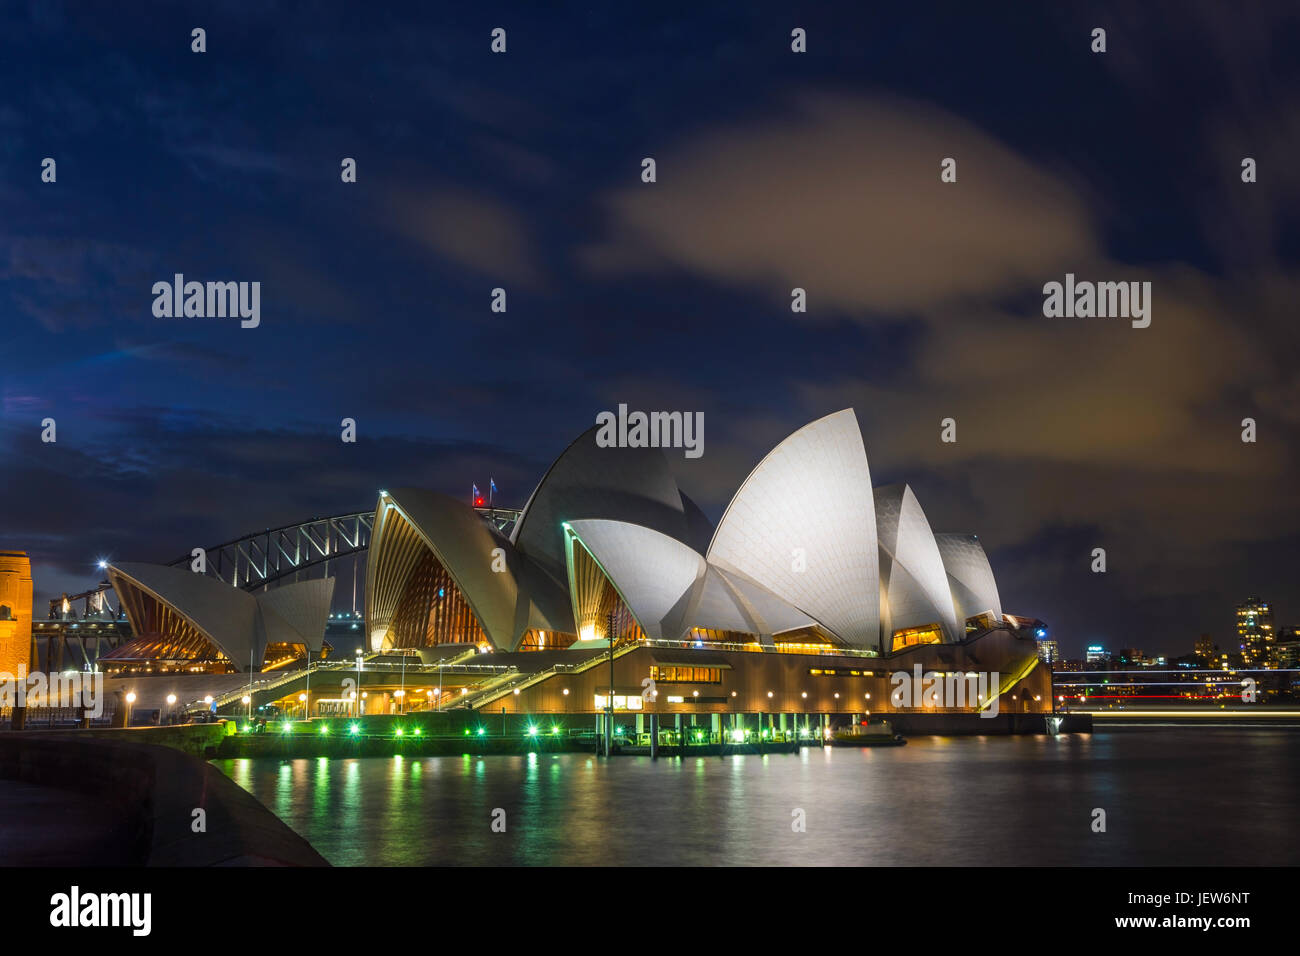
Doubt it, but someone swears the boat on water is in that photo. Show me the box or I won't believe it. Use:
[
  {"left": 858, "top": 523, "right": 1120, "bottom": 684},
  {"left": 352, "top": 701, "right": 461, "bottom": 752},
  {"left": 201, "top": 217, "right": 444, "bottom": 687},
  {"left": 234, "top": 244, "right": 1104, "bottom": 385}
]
[{"left": 831, "top": 718, "right": 906, "bottom": 747}]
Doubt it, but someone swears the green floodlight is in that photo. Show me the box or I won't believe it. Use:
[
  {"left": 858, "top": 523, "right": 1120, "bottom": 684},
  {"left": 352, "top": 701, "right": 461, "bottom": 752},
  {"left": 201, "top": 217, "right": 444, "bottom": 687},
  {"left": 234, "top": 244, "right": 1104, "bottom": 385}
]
[
  {"left": 282, "top": 722, "right": 292, "bottom": 734},
  {"left": 413, "top": 727, "right": 423, "bottom": 736},
  {"left": 349, "top": 723, "right": 360, "bottom": 735},
  {"left": 320, "top": 724, "right": 330, "bottom": 735},
  {"left": 476, "top": 727, "right": 486, "bottom": 736},
  {"left": 551, "top": 726, "right": 561, "bottom": 735},
  {"left": 395, "top": 727, "right": 404, "bottom": 736},
  {"left": 527, "top": 725, "right": 538, "bottom": 736}
]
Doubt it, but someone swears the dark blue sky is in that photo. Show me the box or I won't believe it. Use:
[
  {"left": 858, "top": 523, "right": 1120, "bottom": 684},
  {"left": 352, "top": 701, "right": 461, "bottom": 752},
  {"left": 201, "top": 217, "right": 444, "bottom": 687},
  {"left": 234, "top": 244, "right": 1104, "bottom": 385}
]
[{"left": 3, "top": 1, "right": 1298, "bottom": 657}]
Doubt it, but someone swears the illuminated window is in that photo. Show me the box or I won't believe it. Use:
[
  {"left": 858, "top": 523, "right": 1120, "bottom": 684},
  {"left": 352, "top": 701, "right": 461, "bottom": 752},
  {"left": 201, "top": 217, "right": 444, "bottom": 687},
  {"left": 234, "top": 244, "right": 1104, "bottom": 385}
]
[
  {"left": 593, "top": 694, "right": 644, "bottom": 711},
  {"left": 892, "top": 623, "right": 944, "bottom": 653},
  {"left": 517, "top": 629, "right": 577, "bottom": 651},
  {"left": 686, "top": 627, "right": 753, "bottom": 644},
  {"left": 649, "top": 665, "right": 722, "bottom": 684},
  {"left": 569, "top": 539, "right": 646, "bottom": 647}
]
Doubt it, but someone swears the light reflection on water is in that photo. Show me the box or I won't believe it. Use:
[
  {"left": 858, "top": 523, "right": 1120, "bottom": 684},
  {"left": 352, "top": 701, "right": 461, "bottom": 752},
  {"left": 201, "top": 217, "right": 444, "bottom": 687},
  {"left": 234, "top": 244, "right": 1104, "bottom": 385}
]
[{"left": 214, "top": 729, "right": 1300, "bottom": 866}]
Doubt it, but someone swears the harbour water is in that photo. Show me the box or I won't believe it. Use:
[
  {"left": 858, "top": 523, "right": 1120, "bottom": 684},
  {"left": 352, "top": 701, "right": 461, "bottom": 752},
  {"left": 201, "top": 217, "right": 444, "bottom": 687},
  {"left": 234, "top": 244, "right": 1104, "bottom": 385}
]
[{"left": 216, "top": 728, "right": 1300, "bottom": 866}]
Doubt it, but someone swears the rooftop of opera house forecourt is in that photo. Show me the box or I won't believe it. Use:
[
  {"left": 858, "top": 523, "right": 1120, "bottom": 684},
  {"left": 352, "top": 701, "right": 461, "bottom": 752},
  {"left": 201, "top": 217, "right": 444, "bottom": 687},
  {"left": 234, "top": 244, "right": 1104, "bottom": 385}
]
[{"left": 11, "top": 410, "right": 1070, "bottom": 760}]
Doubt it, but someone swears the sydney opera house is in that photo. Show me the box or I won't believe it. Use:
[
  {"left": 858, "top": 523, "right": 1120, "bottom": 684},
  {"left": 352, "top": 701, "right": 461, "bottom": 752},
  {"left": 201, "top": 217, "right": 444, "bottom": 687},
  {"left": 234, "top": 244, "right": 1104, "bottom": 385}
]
[{"left": 95, "top": 410, "right": 1051, "bottom": 728}]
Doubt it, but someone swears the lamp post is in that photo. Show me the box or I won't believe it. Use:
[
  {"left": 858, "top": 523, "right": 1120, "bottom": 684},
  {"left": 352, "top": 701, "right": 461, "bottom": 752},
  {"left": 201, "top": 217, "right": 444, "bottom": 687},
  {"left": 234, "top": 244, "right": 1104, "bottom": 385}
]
[
  {"left": 305, "top": 646, "right": 311, "bottom": 720},
  {"left": 125, "top": 690, "right": 136, "bottom": 727},
  {"left": 241, "top": 694, "right": 251, "bottom": 725},
  {"left": 166, "top": 693, "right": 177, "bottom": 725},
  {"left": 298, "top": 693, "right": 308, "bottom": 720},
  {"left": 355, "top": 648, "right": 363, "bottom": 719},
  {"left": 605, "top": 610, "right": 616, "bottom": 757}
]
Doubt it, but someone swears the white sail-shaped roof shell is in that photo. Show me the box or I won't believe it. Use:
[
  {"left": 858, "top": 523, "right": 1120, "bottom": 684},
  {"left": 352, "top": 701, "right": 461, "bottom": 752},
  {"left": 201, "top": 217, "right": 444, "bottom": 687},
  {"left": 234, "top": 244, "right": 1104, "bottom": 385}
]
[
  {"left": 564, "top": 519, "right": 704, "bottom": 640},
  {"left": 257, "top": 577, "right": 335, "bottom": 655},
  {"left": 511, "top": 426, "right": 693, "bottom": 589},
  {"left": 934, "top": 533, "right": 1003, "bottom": 625},
  {"left": 875, "top": 484, "right": 961, "bottom": 644},
  {"left": 564, "top": 520, "right": 817, "bottom": 641},
  {"left": 108, "top": 563, "right": 336, "bottom": 670},
  {"left": 366, "top": 488, "right": 571, "bottom": 653},
  {"left": 109, "top": 562, "right": 261, "bottom": 668},
  {"left": 699, "top": 566, "right": 816, "bottom": 637},
  {"left": 706, "top": 409, "right": 879, "bottom": 647}
]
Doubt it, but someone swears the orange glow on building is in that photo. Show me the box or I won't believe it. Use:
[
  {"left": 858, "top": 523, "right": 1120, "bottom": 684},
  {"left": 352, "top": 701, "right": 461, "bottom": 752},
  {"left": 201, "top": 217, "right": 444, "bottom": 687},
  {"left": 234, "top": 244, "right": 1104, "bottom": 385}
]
[{"left": 0, "top": 552, "right": 34, "bottom": 677}]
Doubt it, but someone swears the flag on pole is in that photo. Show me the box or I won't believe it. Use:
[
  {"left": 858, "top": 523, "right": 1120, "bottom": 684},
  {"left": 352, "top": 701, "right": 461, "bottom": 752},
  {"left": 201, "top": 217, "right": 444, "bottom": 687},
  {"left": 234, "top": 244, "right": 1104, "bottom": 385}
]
[
  {"left": 472, "top": 483, "right": 483, "bottom": 507},
  {"left": 490, "top": 478, "right": 498, "bottom": 495}
]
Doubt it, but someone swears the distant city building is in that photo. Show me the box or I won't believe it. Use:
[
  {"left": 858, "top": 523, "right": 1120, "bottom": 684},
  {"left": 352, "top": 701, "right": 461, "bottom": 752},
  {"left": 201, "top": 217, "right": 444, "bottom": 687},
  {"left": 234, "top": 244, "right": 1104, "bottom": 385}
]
[
  {"left": 1004, "top": 615, "right": 1055, "bottom": 665},
  {"left": 1194, "top": 633, "right": 1216, "bottom": 659},
  {"left": 1116, "top": 648, "right": 1146, "bottom": 665},
  {"left": 0, "top": 552, "right": 34, "bottom": 676},
  {"left": 1085, "top": 644, "right": 1110, "bottom": 665},
  {"left": 1278, "top": 628, "right": 1300, "bottom": 671},
  {"left": 1236, "top": 598, "right": 1276, "bottom": 667}
]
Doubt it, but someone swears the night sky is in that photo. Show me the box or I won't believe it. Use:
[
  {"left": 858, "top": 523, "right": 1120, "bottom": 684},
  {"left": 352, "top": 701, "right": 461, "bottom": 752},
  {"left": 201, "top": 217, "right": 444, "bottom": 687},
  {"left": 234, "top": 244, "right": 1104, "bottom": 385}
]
[{"left": 3, "top": 2, "right": 1298, "bottom": 658}]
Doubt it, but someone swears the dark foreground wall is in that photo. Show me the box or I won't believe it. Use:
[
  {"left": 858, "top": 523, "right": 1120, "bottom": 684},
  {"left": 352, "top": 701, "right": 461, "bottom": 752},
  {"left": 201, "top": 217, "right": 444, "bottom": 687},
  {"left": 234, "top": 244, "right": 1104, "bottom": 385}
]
[{"left": 0, "top": 735, "right": 327, "bottom": 866}]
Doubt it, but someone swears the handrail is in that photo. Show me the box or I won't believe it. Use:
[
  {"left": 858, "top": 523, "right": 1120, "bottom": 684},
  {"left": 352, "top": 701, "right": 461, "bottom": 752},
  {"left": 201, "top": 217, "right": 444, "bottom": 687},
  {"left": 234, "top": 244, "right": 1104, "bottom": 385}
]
[
  {"left": 188, "top": 633, "right": 879, "bottom": 713},
  {"left": 468, "top": 642, "right": 643, "bottom": 710},
  {"left": 185, "top": 654, "right": 517, "bottom": 710},
  {"left": 640, "top": 637, "right": 880, "bottom": 658}
]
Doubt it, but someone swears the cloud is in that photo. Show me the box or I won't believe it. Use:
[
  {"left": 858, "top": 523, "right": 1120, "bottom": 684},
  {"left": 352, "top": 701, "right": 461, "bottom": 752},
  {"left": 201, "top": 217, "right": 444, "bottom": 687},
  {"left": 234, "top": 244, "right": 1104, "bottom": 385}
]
[
  {"left": 1, "top": 236, "right": 156, "bottom": 331},
  {"left": 387, "top": 186, "right": 544, "bottom": 288},
  {"left": 572, "top": 87, "right": 1300, "bottom": 640},
  {"left": 580, "top": 92, "right": 1100, "bottom": 315}
]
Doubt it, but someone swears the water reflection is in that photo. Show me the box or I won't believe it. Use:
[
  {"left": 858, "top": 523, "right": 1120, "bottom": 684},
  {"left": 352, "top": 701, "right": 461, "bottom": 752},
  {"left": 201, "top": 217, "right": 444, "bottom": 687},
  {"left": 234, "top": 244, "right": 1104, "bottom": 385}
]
[{"left": 213, "top": 729, "right": 1300, "bottom": 867}]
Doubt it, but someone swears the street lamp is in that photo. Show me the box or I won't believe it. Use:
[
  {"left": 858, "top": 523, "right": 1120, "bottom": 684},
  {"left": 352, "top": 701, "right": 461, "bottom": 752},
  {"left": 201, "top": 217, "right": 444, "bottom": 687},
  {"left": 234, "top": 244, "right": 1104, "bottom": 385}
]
[
  {"left": 242, "top": 694, "right": 251, "bottom": 722},
  {"left": 125, "top": 690, "right": 136, "bottom": 726},
  {"left": 399, "top": 652, "right": 407, "bottom": 713},
  {"left": 299, "top": 692, "right": 308, "bottom": 720},
  {"left": 166, "top": 693, "right": 177, "bottom": 725},
  {"left": 355, "top": 648, "right": 364, "bottom": 719}
]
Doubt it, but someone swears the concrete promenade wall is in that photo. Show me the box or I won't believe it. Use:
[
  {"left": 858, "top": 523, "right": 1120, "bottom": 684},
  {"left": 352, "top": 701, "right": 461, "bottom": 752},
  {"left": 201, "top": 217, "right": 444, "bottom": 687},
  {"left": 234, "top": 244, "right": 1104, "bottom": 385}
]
[
  {"left": 216, "top": 731, "right": 599, "bottom": 758},
  {"left": 2, "top": 720, "right": 234, "bottom": 757},
  {"left": 0, "top": 734, "right": 328, "bottom": 866}
]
